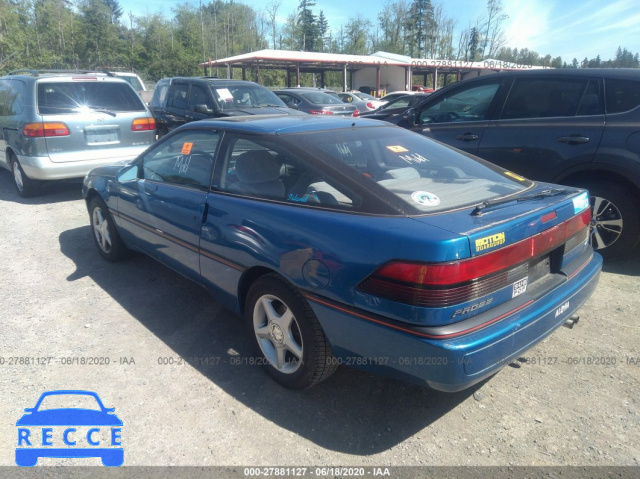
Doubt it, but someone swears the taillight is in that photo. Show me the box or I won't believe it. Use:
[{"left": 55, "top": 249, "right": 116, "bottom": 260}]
[
  {"left": 309, "top": 110, "right": 333, "bottom": 115},
  {"left": 366, "top": 102, "right": 374, "bottom": 109},
  {"left": 23, "top": 122, "right": 70, "bottom": 137},
  {"left": 353, "top": 110, "right": 360, "bottom": 117},
  {"left": 132, "top": 117, "right": 156, "bottom": 131},
  {"left": 358, "top": 208, "right": 591, "bottom": 307}
]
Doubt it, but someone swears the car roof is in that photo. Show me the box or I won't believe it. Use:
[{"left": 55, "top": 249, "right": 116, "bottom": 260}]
[
  {"left": 161, "top": 77, "right": 263, "bottom": 86},
  {"left": 473, "top": 68, "right": 640, "bottom": 81},
  {"left": 182, "top": 114, "right": 388, "bottom": 135}
]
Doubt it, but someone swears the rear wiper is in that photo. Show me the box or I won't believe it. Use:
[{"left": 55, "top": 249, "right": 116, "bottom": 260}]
[
  {"left": 87, "top": 106, "right": 117, "bottom": 117},
  {"left": 471, "top": 187, "right": 577, "bottom": 216}
]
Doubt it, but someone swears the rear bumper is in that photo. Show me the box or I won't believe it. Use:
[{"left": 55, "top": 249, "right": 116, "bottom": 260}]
[
  {"left": 17, "top": 152, "right": 144, "bottom": 181},
  {"left": 308, "top": 252, "right": 602, "bottom": 392}
]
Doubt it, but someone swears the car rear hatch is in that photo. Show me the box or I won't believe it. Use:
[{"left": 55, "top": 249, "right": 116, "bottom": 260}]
[
  {"left": 320, "top": 105, "right": 358, "bottom": 116},
  {"left": 357, "top": 186, "right": 593, "bottom": 327},
  {"left": 36, "top": 78, "right": 155, "bottom": 163}
]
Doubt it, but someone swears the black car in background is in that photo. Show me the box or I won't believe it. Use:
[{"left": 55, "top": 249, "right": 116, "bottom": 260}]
[
  {"left": 274, "top": 88, "right": 359, "bottom": 116},
  {"left": 388, "top": 68, "right": 640, "bottom": 258},
  {"left": 361, "top": 93, "right": 430, "bottom": 120},
  {"left": 149, "top": 77, "right": 300, "bottom": 137}
]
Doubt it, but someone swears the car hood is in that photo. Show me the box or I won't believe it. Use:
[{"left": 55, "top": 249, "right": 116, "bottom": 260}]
[
  {"left": 17, "top": 409, "right": 123, "bottom": 426},
  {"left": 410, "top": 185, "right": 589, "bottom": 257}
]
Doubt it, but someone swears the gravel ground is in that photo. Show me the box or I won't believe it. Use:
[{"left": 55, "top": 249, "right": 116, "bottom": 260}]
[{"left": 0, "top": 170, "right": 639, "bottom": 474}]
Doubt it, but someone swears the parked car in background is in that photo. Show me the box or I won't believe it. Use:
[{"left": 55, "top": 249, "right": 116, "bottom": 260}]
[
  {"left": 390, "top": 68, "right": 640, "bottom": 258},
  {"left": 361, "top": 93, "right": 430, "bottom": 120},
  {"left": 379, "top": 91, "right": 416, "bottom": 103},
  {"left": 274, "top": 89, "right": 359, "bottom": 116},
  {"left": 349, "top": 91, "right": 385, "bottom": 109},
  {"left": 149, "top": 77, "right": 301, "bottom": 138},
  {"left": 83, "top": 115, "right": 601, "bottom": 392},
  {"left": 412, "top": 85, "right": 435, "bottom": 92},
  {"left": 338, "top": 91, "right": 375, "bottom": 113},
  {"left": 0, "top": 69, "right": 156, "bottom": 197}
]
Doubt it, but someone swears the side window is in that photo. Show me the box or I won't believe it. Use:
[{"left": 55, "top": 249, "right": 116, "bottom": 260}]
[
  {"left": 149, "top": 81, "right": 169, "bottom": 108},
  {"left": 501, "top": 78, "right": 589, "bottom": 119},
  {"left": 276, "top": 94, "right": 298, "bottom": 107},
  {"left": 167, "top": 83, "right": 189, "bottom": 109},
  {"left": 419, "top": 82, "right": 500, "bottom": 124},
  {"left": 0, "top": 79, "right": 11, "bottom": 116},
  {"left": 605, "top": 79, "right": 640, "bottom": 114},
  {"left": 0, "top": 79, "right": 24, "bottom": 116},
  {"left": 188, "top": 84, "right": 213, "bottom": 111},
  {"left": 215, "top": 135, "right": 360, "bottom": 208},
  {"left": 141, "top": 130, "right": 219, "bottom": 190}
]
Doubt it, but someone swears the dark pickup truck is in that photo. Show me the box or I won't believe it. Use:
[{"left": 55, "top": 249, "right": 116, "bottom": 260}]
[{"left": 149, "top": 77, "right": 302, "bottom": 137}]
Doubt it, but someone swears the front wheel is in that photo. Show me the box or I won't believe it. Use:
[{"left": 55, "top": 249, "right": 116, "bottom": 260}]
[
  {"left": 89, "top": 197, "right": 127, "bottom": 262},
  {"left": 245, "top": 274, "right": 337, "bottom": 390},
  {"left": 575, "top": 180, "right": 640, "bottom": 258}
]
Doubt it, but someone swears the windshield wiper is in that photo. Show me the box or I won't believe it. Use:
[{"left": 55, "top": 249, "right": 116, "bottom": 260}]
[
  {"left": 87, "top": 106, "right": 117, "bottom": 117},
  {"left": 471, "top": 187, "right": 577, "bottom": 216}
]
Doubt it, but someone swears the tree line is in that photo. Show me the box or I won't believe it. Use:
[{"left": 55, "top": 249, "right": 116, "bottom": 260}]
[{"left": 1, "top": 0, "right": 638, "bottom": 88}]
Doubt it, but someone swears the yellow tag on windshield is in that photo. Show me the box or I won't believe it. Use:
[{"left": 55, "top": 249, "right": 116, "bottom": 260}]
[{"left": 387, "top": 145, "right": 409, "bottom": 153}]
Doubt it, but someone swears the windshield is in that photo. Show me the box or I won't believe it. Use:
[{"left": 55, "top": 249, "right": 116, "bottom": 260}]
[
  {"left": 381, "top": 94, "right": 426, "bottom": 110},
  {"left": 211, "top": 84, "right": 286, "bottom": 111},
  {"left": 37, "top": 81, "right": 146, "bottom": 114},
  {"left": 285, "top": 126, "right": 531, "bottom": 213}
]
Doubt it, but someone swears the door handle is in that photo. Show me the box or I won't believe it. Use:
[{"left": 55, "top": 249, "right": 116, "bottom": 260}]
[
  {"left": 455, "top": 133, "right": 479, "bottom": 141},
  {"left": 557, "top": 135, "right": 589, "bottom": 145}
]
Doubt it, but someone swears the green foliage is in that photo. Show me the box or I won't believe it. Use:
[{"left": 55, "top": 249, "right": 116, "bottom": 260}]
[{"left": 0, "top": 0, "right": 637, "bottom": 85}]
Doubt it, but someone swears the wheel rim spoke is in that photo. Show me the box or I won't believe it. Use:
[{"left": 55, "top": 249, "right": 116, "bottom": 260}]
[
  {"left": 275, "top": 346, "right": 287, "bottom": 369},
  {"left": 599, "top": 218, "right": 622, "bottom": 233},
  {"left": 13, "top": 164, "right": 23, "bottom": 190},
  {"left": 253, "top": 293, "right": 303, "bottom": 375},
  {"left": 93, "top": 209, "right": 112, "bottom": 252}
]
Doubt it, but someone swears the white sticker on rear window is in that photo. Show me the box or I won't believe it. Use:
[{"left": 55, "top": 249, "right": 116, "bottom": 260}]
[
  {"left": 411, "top": 191, "right": 440, "bottom": 206},
  {"left": 572, "top": 192, "right": 589, "bottom": 214},
  {"left": 512, "top": 278, "right": 528, "bottom": 298},
  {"left": 216, "top": 88, "right": 233, "bottom": 102}
]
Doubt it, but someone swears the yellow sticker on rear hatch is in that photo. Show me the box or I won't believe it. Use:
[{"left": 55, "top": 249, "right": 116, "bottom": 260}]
[
  {"left": 475, "top": 232, "right": 506, "bottom": 252},
  {"left": 181, "top": 142, "right": 193, "bottom": 155}
]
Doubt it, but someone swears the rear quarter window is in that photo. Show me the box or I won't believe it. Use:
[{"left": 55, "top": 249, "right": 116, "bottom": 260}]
[
  {"left": 604, "top": 78, "right": 640, "bottom": 113},
  {"left": 501, "top": 78, "right": 591, "bottom": 119},
  {"left": 37, "top": 81, "right": 146, "bottom": 115},
  {"left": 0, "top": 79, "right": 25, "bottom": 116}
]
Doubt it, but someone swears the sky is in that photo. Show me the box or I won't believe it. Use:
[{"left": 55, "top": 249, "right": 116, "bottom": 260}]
[{"left": 117, "top": 0, "right": 640, "bottom": 62}]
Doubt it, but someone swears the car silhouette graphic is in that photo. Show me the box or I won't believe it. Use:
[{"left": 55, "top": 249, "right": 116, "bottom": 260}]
[{"left": 16, "top": 390, "right": 123, "bottom": 467}]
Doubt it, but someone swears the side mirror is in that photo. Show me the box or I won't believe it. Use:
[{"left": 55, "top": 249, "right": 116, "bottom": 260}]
[
  {"left": 195, "top": 104, "right": 213, "bottom": 115},
  {"left": 24, "top": 408, "right": 34, "bottom": 413},
  {"left": 117, "top": 164, "right": 139, "bottom": 183},
  {"left": 404, "top": 108, "right": 417, "bottom": 124}
]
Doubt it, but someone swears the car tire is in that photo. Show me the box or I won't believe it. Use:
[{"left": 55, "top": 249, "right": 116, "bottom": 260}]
[
  {"left": 89, "top": 197, "right": 127, "bottom": 262},
  {"left": 573, "top": 180, "right": 640, "bottom": 258},
  {"left": 245, "top": 274, "right": 337, "bottom": 390},
  {"left": 10, "top": 155, "right": 39, "bottom": 198}
]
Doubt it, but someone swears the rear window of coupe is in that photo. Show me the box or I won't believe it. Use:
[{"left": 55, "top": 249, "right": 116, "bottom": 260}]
[{"left": 285, "top": 126, "right": 531, "bottom": 213}]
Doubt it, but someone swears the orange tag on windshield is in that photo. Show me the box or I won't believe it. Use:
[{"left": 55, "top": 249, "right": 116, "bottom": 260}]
[{"left": 181, "top": 142, "right": 193, "bottom": 155}]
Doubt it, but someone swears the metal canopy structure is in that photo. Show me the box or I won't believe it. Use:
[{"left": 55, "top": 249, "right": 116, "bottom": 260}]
[{"left": 199, "top": 49, "right": 549, "bottom": 94}]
